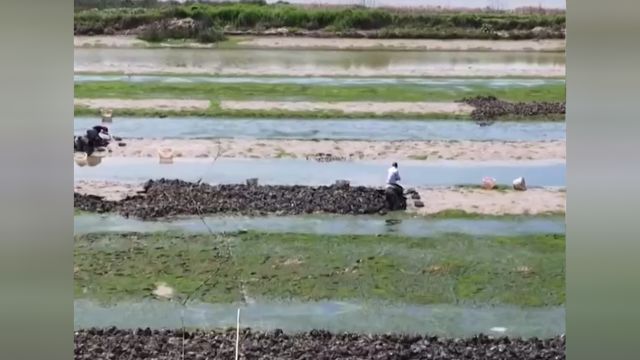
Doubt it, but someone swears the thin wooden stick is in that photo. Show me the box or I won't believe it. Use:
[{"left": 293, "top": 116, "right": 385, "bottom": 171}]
[{"left": 235, "top": 308, "right": 241, "bottom": 360}]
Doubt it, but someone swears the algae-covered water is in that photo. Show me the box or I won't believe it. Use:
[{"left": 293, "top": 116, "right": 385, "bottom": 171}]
[
  {"left": 74, "top": 214, "right": 565, "bottom": 236},
  {"left": 74, "top": 299, "right": 565, "bottom": 338}
]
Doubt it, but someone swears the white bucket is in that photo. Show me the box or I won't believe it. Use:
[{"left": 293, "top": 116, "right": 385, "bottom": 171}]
[
  {"left": 482, "top": 176, "right": 496, "bottom": 190},
  {"left": 513, "top": 177, "right": 527, "bottom": 191},
  {"left": 158, "top": 148, "right": 174, "bottom": 164},
  {"left": 74, "top": 152, "right": 87, "bottom": 167}
]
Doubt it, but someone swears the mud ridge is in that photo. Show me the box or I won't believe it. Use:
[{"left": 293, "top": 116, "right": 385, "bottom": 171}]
[
  {"left": 74, "top": 179, "right": 395, "bottom": 219},
  {"left": 460, "top": 96, "right": 565, "bottom": 121},
  {"left": 74, "top": 327, "right": 565, "bottom": 360}
]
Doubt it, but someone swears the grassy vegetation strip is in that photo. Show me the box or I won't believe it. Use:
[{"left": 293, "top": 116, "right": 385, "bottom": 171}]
[
  {"left": 74, "top": 3, "right": 565, "bottom": 40},
  {"left": 74, "top": 81, "right": 566, "bottom": 103},
  {"left": 75, "top": 231, "right": 565, "bottom": 306}
]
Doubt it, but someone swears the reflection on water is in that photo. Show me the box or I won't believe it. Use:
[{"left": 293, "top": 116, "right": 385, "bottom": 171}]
[
  {"left": 74, "top": 48, "right": 565, "bottom": 76},
  {"left": 74, "top": 157, "right": 566, "bottom": 186},
  {"left": 74, "top": 214, "right": 565, "bottom": 236},
  {"left": 74, "top": 299, "right": 565, "bottom": 338},
  {"left": 75, "top": 117, "right": 567, "bottom": 141}
]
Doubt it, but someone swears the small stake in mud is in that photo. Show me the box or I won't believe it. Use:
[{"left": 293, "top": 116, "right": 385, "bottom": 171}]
[{"left": 235, "top": 308, "right": 241, "bottom": 360}]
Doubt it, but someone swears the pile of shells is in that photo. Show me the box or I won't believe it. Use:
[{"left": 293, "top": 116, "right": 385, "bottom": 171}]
[
  {"left": 74, "top": 179, "right": 389, "bottom": 219},
  {"left": 305, "top": 152, "right": 347, "bottom": 162},
  {"left": 460, "top": 96, "right": 565, "bottom": 121},
  {"left": 74, "top": 328, "right": 565, "bottom": 360}
]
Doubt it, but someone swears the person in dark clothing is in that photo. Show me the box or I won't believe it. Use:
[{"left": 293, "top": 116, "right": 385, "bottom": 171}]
[{"left": 74, "top": 125, "right": 111, "bottom": 156}]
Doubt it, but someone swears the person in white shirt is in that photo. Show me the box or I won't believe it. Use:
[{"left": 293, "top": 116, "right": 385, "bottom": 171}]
[
  {"left": 385, "top": 162, "right": 406, "bottom": 210},
  {"left": 386, "top": 162, "right": 401, "bottom": 188}
]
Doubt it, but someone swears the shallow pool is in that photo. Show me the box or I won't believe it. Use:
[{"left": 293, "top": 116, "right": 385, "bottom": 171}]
[
  {"left": 74, "top": 214, "right": 565, "bottom": 236},
  {"left": 74, "top": 48, "right": 565, "bottom": 77},
  {"left": 74, "top": 299, "right": 565, "bottom": 338},
  {"left": 75, "top": 117, "right": 566, "bottom": 141},
  {"left": 74, "top": 158, "right": 566, "bottom": 187},
  {"left": 74, "top": 74, "right": 565, "bottom": 88}
]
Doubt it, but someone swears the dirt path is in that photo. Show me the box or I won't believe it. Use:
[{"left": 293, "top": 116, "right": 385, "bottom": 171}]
[
  {"left": 237, "top": 37, "right": 566, "bottom": 52},
  {"left": 74, "top": 180, "right": 565, "bottom": 215},
  {"left": 220, "top": 100, "right": 474, "bottom": 115},
  {"left": 74, "top": 98, "right": 474, "bottom": 115},
  {"left": 108, "top": 139, "right": 566, "bottom": 162},
  {"left": 407, "top": 187, "right": 565, "bottom": 215},
  {"left": 75, "top": 98, "right": 211, "bottom": 111},
  {"left": 75, "top": 35, "right": 566, "bottom": 52}
]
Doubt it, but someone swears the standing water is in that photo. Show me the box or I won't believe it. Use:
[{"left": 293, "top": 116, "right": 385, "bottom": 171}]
[{"left": 75, "top": 117, "right": 566, "bottom": 141}]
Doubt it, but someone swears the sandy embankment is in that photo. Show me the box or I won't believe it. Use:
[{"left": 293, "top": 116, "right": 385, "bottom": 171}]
[
  {"left": 409, "top": 187, "right": 565, "bottom": 216},
  {"left": 220, "top": 101, "right": 474, "bottom": 115},
  {"left": 108, "top": 139, "right": 566, "bottom": 162},
  {"left": 74, "top": 180, "right": 565, "bottom": 216},
  {"left": 74, "top": 64, "right": 565, "bottom": 78},
  {"left": 74, "top": 98, "right": 473, "bottom": 115},
  {"left": 75, "top": 98, "right": 211, "bottom": 111},
  {"left": 237, "top": 37, "right": 567, "bottom": 52},
  {"left": 74, "top": 36, "right": 566, "bottom": 52}
]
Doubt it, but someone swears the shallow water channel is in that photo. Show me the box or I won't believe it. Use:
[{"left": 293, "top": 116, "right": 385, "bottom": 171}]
[
  {"left": 74, "top": 74, "right": 565, "bottom": 88},
  {"left": 75, "top": 117, "right": 566, "bottom": 141},
  {"left": 74, "top": 158, "right": 566, "bottom": 187},
  {"left": 74, "top": 48, "right": 565, "bottom": 77},
  {"left": 74, "top": 299, "right": 564, "bottom": 338},
  {"left": 74, "top": 214, "right": 565, "bottom": 236}
]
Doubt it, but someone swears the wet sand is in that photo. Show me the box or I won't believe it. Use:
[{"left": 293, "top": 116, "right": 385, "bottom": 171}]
[
  {"left": 75, "top": 36, "right": 566, "bottom": 52},
  {"left": 220, "top": 100, "right": 474, "bottom": 115},
  {"left": 237, "top": 37, "right": 566, "bottom": 52},
  {"left": 74, "top": 180, "right": 565, "bottom": 215},
  {"left": 75, "top": 63, "right": 565, "bottom": 78},
  {"left": 409, "top": 187, "right": 565, "bottom": 216},
  {"left": 107, "top": 139, "right": 566, "bottom": 162},
  {"left": 75, "top": 98, "right": 474, "bottom": 115},
  {"left": 74, "top": 98, "right": 210, "bottom": 111},
  {"left": 74, "top": 180, "right": 142, "bottom": 201}
]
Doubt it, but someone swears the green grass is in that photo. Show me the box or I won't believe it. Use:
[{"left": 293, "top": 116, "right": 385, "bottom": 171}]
[
  {"left": 74, "top": 3, "right": 565, "bottom": 40},
  {"left": 75, "top": 231, "right": 565, "bottom": 307},
  {"left": 74, "top": 81, "right": 566, "bottom": 103}
]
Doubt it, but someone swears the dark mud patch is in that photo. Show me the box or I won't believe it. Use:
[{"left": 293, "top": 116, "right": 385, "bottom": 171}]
[
  {"left": 460, "top": 96, "right": 565, "bottom": 122},
  {"left": 74, "top": 179, "right": 397, "bottom": 219},
  {"left": 74, "top": 327, "right": 565, "bottom": 360}
]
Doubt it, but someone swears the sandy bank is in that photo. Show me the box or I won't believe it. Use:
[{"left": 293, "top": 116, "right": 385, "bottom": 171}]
[
  {"left": 74, "top": 180, "right": 142, "bottom": 201},
  {"left": 107, "top": 139, "right": 566, "bottom": 162},
  {"left": 75, "top": 98, "right": 210, "bottom": 111},
  {"left": 74, "top": 180, "right": 565, "bottom": 216},
  {"left": 75, "top": 35, "right": 565, "bottom": 52},
  {"left": 409, "top": 187, "right": 565, "bottom": 216},
  {"left": 237, "top": 37, "right": 566, "bottom": 52},
  {"left": 75, "top": 64, "right": 565, "bottom": 78},
  {"left": 220, "top": 100, "right": 474, "bottom": 115},
  {"left": 75, "top": 98, "right": 474, "bottom": 116}
]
